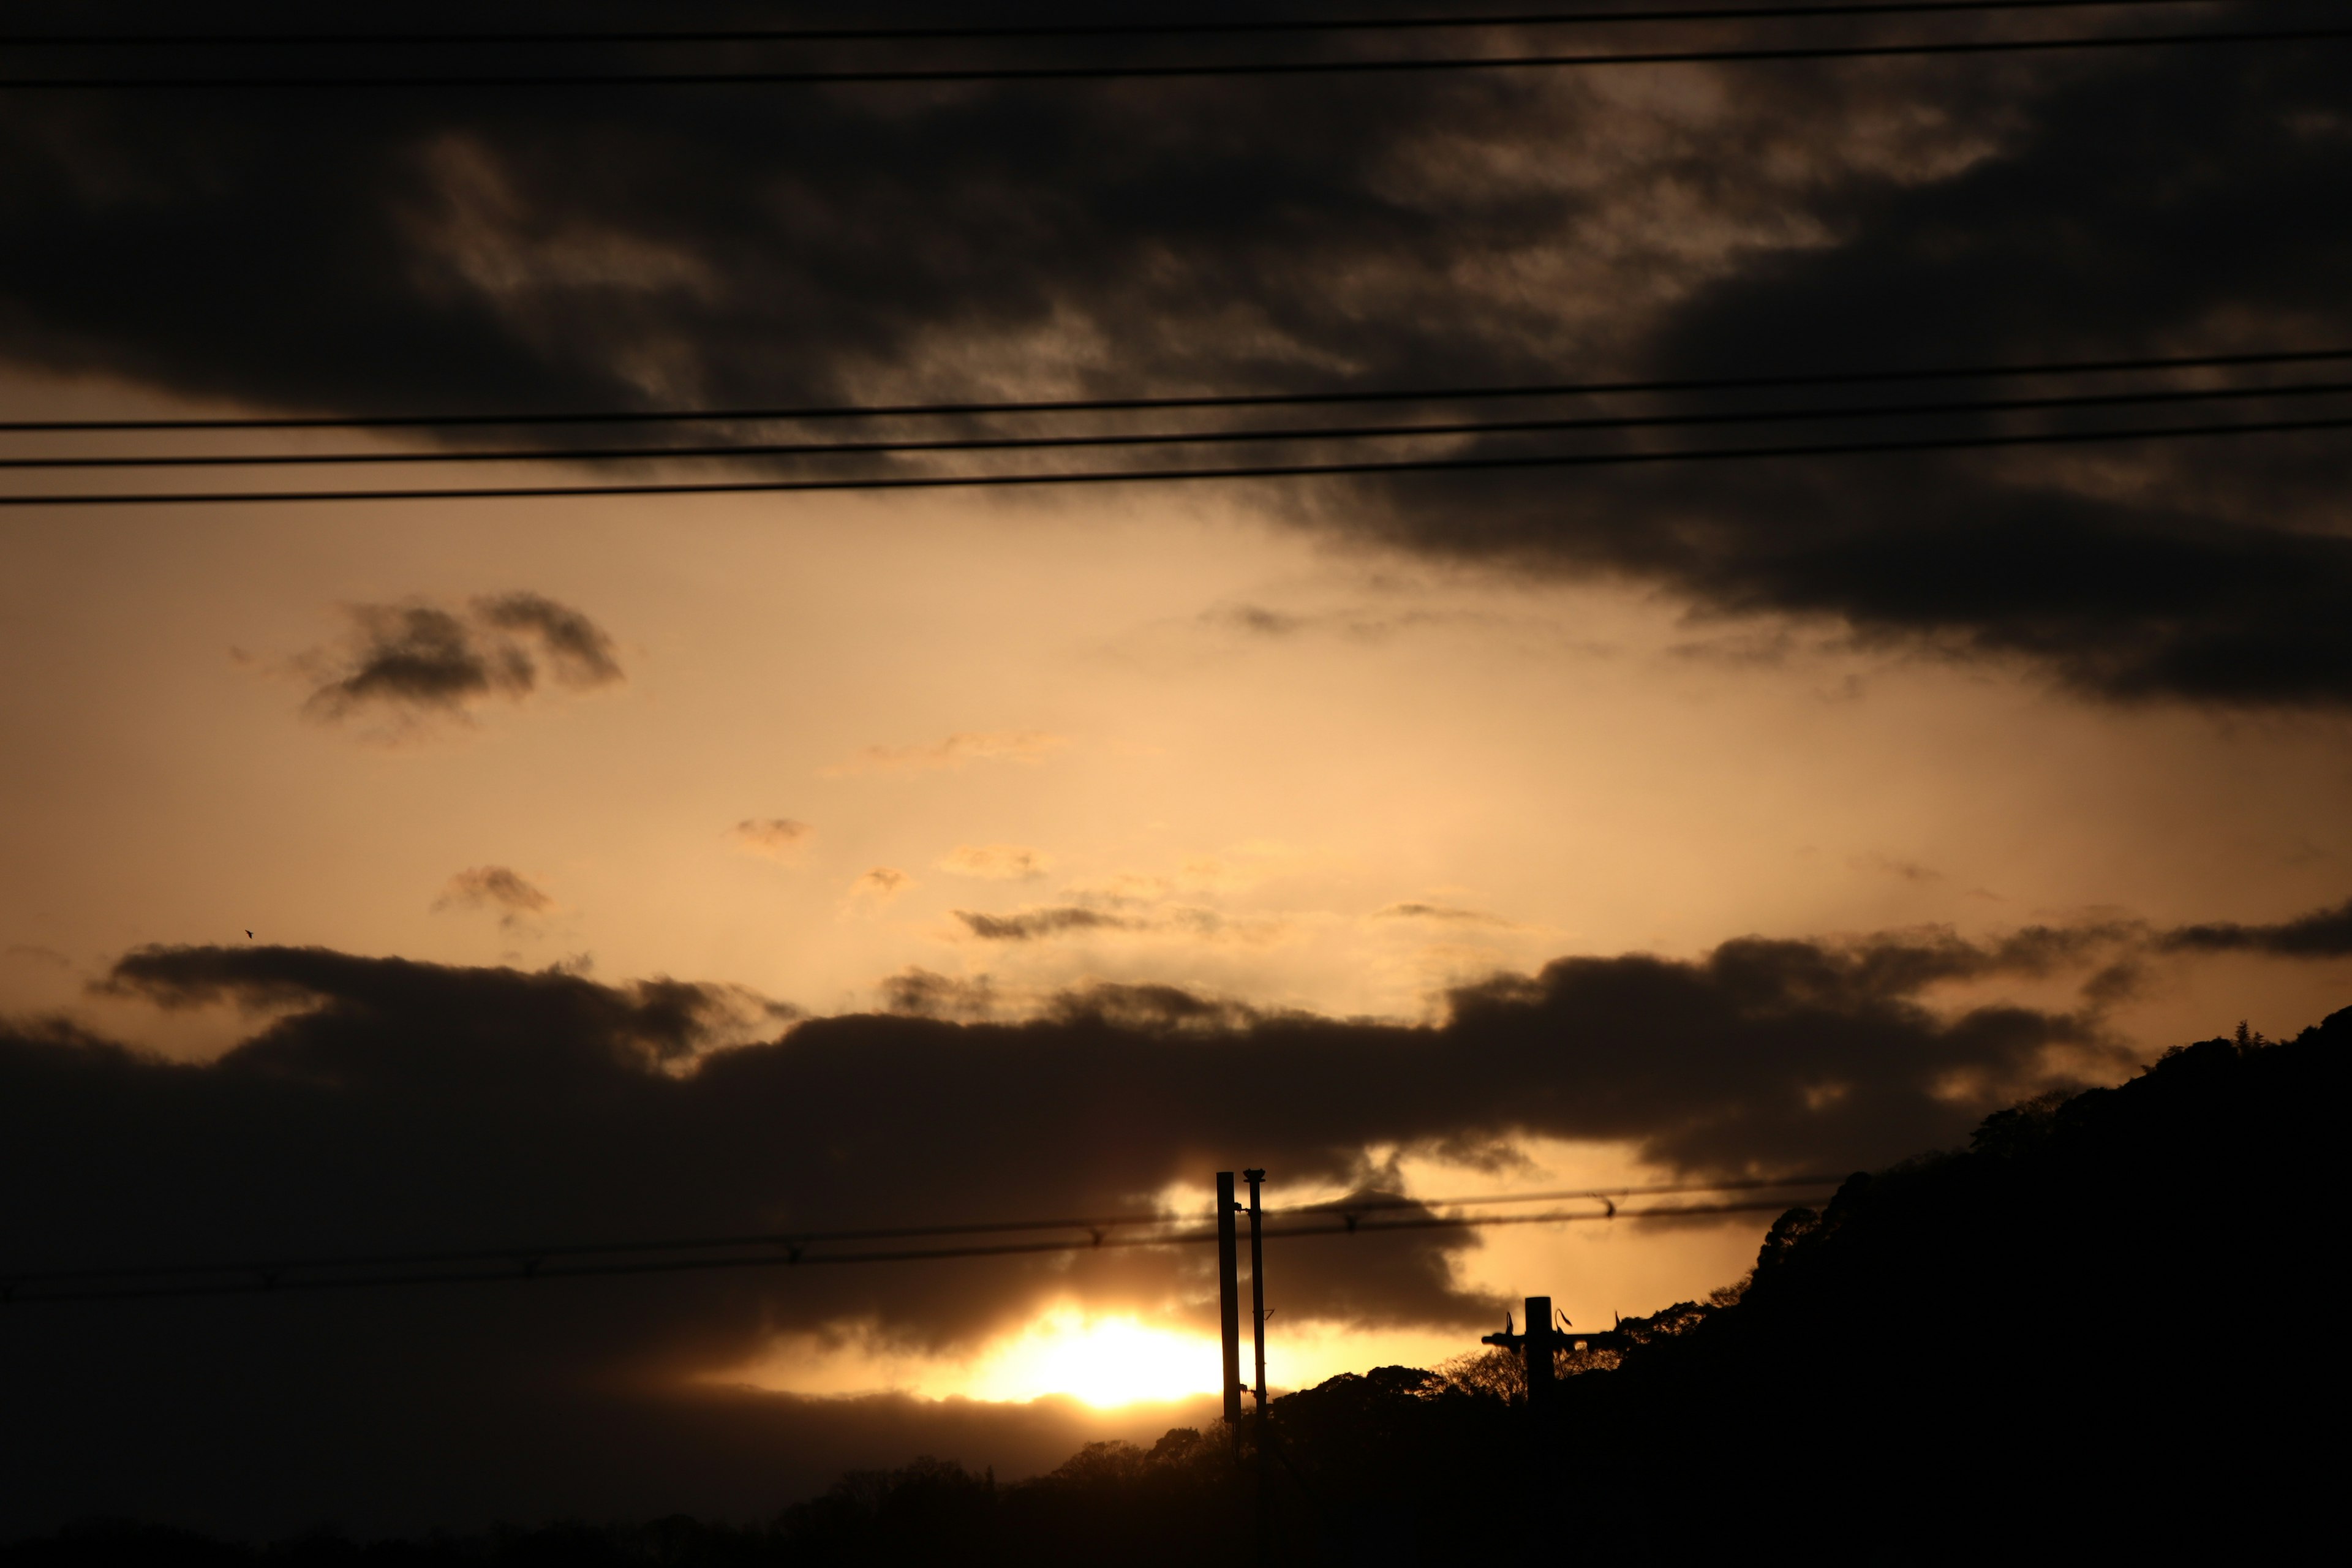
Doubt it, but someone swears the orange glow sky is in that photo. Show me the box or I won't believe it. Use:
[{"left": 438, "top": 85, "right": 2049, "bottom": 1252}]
[{"left": 5, "top": 370, "right": 2348, "bottom": 1404}]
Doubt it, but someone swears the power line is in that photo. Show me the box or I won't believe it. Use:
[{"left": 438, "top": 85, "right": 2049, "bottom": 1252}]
[
  {"left": 2, "top": 1177, "right": 1836, "bottom": 1295},
  {"left": 15, "top": 1212, "right": 1178, "bottom": 1289},
  {"left": 12, "top": 377, "right": 2347, "bottom": 471},
  {"left": 0, "top": 1, "right": 2259, "bottom": 48},
  {"left": 6, "top": 410, "right": 2346, "bottom": 507},
  {"left": 10, "top": 346, "right": 2347, "bottom": 435},
  {"left": 0, "top": 1196, "right": 1826, "bottom": 1306},
  {"left": 3, "top": 24, "right": 2345, "bottom": 88},
  {"left": 1300, "top": 1175, "right": 1854, "bottom": 1216}
]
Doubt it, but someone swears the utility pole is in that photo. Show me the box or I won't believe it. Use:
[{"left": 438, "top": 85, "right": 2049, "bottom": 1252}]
[
  {"left": 1481, "top": 1292, "right": 1624, "bottom": 1431},
  {"left": 1245, "top": 1167, "right": 1270, "bottom": 1561},
  {"left": 1526, "top": 1294, "right": 1558, "bottom": 1420},
  {"left": 1217, "top": 1172, "right": 1243, "bottom": 1444},
  {"left": 1482, "top": 1294, "right": 1564, "bottom": 1419}
]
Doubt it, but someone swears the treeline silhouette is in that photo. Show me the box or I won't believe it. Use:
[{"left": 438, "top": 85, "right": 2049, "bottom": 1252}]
[{"left": 9, "top": 1006, "right": 2343, "bottom": 1564}]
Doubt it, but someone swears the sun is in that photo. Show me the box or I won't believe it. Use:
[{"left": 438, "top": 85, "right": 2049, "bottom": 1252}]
[{"left": 965, "top": 1306, "right": 1219, "bottom": 1408}]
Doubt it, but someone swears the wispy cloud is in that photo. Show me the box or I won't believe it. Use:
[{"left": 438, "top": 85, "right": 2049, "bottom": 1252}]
[
  {"left": 1198, "top": 601, "right": 1483, "bottom": 645},
  {"left": 1850, "top": 853, "right": 1947, "bottom": 885},
  {"left": 432, "top": 866, "right": 555, "bottom": 931},
  {"left": 842, "top": 867, "right": 914, "bottom": 913},
  {"left": 1169, "top": 842, "right": 1331, "bottom": 893},
  {"left": 823, "top": 731, "right": 1067, "bottom": 777},
  {"left": 938, "top": 845, "right": 1052, "bottom": 881},
  {"left": 1372, "top": 902, "right": 1518, "bottom": 929},
  {"left": 729, "top": 818, "right": 813, "bottom": 863}
]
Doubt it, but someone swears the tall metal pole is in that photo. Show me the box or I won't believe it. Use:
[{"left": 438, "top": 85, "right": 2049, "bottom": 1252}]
[
  {"left": 1245, "top": 1167, "right": 1270, "bottom": 1561},
  {"left": 1216, "top": 1172, "right": 1242, "bottom": 1438},
  {"left": 1245, "top": 1169, "right": 1268, "bottom": 1413}
]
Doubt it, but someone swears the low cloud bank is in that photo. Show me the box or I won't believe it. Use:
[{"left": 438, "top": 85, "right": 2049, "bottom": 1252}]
[
  {"left": 4, "top": 900, "right": 2344, "bottom": 1537},
  {"left": 2161, "top": 897, "right": 2352, "bottom": 958}
]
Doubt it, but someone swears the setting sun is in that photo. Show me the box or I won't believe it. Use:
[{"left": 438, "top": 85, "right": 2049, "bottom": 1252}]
[{"left": 965, "top": 1308, "right": 1220, "bottom": 1408}]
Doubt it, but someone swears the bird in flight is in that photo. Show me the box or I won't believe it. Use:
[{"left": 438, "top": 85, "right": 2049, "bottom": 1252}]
[{"left": 244, "top": 930, "right": 253, "bottom": 939}]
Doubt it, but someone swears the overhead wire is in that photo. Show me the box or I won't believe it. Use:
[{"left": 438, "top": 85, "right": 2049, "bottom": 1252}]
[
  {"left": 1284, "top": 1174, "right": 1856, "bottom": 1216},
  {"left": 3, "top": 1175, "right": 1838, "bottom": 1292},
  {"left": 1, "top": 1190, "right": 1837, "bottom": 1306},
  {"left": 5, "top": 411, "right": 2347, "bottom": 505},
  {"left": 9, "top": 376, "right": 2350, "bottom": 471},
  {"left": 2, "top": 23, "right": 2346, "bottom": 88},
  {"left": 0, "top": 2, "right": 2275, "bottom": 50},
  {"left": 9, "top": 346, "right": 2345, "bottom": 435}
]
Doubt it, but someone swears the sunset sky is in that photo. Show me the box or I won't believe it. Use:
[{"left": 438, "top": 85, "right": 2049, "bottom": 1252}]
[{"left": 4, "top": 0, "right": 2350, "bottom": 1539}]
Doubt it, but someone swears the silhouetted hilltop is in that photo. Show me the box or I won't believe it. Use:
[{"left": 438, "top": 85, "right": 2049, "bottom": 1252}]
[
  {"left": 8, "top": 1009, "right": 2345, "bottom": 1565},
  {"left": 1556, "top": 1004, "right": 2350, "bottom": 1556}
]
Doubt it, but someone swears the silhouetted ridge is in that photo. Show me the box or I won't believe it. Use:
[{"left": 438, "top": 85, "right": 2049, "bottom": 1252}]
[{"left": 1555, "top": 1005, "right": 2350, "bottom": 1556}]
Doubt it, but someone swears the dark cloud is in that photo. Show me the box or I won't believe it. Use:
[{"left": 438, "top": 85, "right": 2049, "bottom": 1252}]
[
  {"left": 3, "top": 7, "right": 2346, "bottom": 705},
  {"left": 957, "top": 907, "right": 1134, "bottom": 941},
  {"left": 40, "top": 921, "right": 2150, "bottom": 1349},
  {"left": 881, "top": 965, "right": 999, "bottom": 1020},
  {"left": 300, "top": 593, "right": 623, "bottom": 725},
  {"left": 953, "top": 902, "right": 1268, "bottom": 944},
  {"left": 473, "top": 591, "right": 625, "bottom": 687},
  {"left": 2160, "top": 895, "right": 2352, "bottom": 958},
  {"left": 95, "top": 942, "right": 736, "bottom": 1064},
  {"left": 1042, "top": 982, "right": 1259, "bottom": 1035},
  {"left": 303, "top": 602, "right": 527, "bottom": 717}
]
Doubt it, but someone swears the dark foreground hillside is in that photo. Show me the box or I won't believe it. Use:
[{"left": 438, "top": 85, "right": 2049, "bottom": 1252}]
[{"left": 10, "top": 1009, "right": 2345, "bottom": 1566}]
